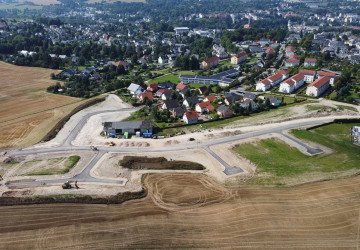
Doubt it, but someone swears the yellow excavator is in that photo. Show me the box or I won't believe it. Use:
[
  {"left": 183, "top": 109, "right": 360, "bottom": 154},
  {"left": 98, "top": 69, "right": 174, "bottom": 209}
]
[{"left": 61, "top": 181, "right": 72, "bottom": 189}]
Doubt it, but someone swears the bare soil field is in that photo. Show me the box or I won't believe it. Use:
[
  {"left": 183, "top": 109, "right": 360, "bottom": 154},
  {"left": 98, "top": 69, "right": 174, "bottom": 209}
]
[
  {"left": 0, "top": 173, "right": 359, "bottom": 248},
  {"left": 0, "top": 62, "right": 81, "bottom": 150}
]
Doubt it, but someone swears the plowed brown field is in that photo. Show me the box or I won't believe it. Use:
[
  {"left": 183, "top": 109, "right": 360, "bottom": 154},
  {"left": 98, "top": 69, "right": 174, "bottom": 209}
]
[
  {"left": 0, "top": 62, "right": 81, "bottom": 149},
  {"left": 0, "top": 173, "right": 359, "bottom": 249}
]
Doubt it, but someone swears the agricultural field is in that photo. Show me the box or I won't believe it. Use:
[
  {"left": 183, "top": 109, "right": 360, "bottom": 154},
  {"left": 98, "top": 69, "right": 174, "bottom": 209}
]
[
  {"left": 0, "top": 173, "right": 359, "bottom": 248},
  {"left": 235, "top": 123, "right": 360, "bottom": 186},
  {"left": 0, "top": 155, "right": 80, "bottom": 176},
  {"left": 17, "top": 0, "right": 60, "bottom": 5},
  {"left": 0, "top": 62, "right": 82, "bottom": 150}
]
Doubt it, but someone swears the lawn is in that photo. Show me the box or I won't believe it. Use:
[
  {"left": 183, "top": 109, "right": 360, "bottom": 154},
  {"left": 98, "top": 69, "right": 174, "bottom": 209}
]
[
  {"left": 234, "top": 123, "right": 360, "bottom": 186},
  {"left": 148, "top": 74, "right": 180, "bottom": 85}
]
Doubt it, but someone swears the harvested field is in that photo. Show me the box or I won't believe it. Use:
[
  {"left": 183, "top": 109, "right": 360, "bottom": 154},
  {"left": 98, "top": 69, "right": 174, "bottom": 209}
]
[
  {"left": 0, "top": 173, "right": 359, "bottom": 248},
  {"left": 0, "top": 62, "right": 82, "bottom": 149}
]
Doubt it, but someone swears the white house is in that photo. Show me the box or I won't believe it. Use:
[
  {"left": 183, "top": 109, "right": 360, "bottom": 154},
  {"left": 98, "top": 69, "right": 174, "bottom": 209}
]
[
  {"left": 317, "top": 71, "right": 336, "bottom": 85},
  {"left": 277, "top": 70, "right": 290, "bottom": 80},
  {"left": 158, "top": 56, "right": 168, "bottom": 65},
  {"left": 304, "top": 58, "right": 317, "bottom": 67},
  {"left": 285, "top": 58, "right": 300, "bottom": 67},
  {"left": 306, "top": 76, "right": 331, "bottom": 97},
  {"left": 268, "top": 96, "right": 281, "bottom": 106},
  {"left": 256, "top": 78, "right": 271, "bottom": 91},
  {"left": 127, "top": 83, "right": 144, "bottom": 97},
  {"left": 256, "top": 72, "right": 284, "bottom": 91},
  {"left": 279, "top": 73, "right": 305, "bottom": 94},
  {"left": 240, "top": 99, "right": 258, "bottom": 111},
  {"left": 299, "top": 69, "right": 316, "bottom": 83},
  {"left": 174, "top": 27, "right": 190, "bottom": 34}
]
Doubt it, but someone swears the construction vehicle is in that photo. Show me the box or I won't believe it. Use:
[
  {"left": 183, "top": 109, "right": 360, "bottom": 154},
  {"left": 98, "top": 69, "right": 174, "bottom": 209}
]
[{"left": 62, "top": 181, "right": 72, "bottom": 189}]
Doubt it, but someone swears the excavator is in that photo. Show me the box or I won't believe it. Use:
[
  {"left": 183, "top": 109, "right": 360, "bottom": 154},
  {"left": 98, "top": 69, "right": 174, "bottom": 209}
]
[{"left": 61, "top": 181, "right": 72, "bottom": 189}]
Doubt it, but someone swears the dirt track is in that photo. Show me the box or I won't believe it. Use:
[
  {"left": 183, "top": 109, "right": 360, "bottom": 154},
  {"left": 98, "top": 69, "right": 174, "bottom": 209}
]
[{"left": 0, "top": 173, "right": 359, "bottom": 249}]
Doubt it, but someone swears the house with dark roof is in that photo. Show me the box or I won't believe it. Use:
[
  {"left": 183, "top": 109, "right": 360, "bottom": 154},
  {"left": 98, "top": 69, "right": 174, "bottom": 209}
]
[
  {"left": 240, "top": 99, "right": 258, "bottom": 111},
  {"left": 147, "top": 83, "right": 158, "bottom": 92},
  {"left": 243, "top": 92, "right": 257, "bottom": 101},
  {"left": 183, "top": 111, "right": 199, "bottom": 124},
  {"left": 217, "top": 105, "right": 233, "bottom": 118},
  {"left": 268, "top": 96, "right": 280, "bottom": 106},
  {"left": 171, "top": 106, "right": 187, "bottom": 118},
  {"left": 198, "top": 86, "right": 207, "bottom": 95},
  {"left": 161, "top": 91, "right": 173, "bottom": 100},
  {"left": 162, "top": 100, "right": 179, "bottom": 111},
  {"left": 156, "top": 88, "right": 172, "bottom": 97},
  {"left": 158, "top": 81, "right": 175, "bottom": 89},
  {"left": 183, "top": 96, "right": 199, "bottom": 108},
  {"left": 103, "top": 121, "right": 153, "bottom": 136}
]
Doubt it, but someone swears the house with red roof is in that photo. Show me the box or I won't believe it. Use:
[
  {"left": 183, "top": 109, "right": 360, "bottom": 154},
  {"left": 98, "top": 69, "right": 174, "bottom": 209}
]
[
  {"left": 155, "top": 88, "right": 172, "bottom": 97},
  {"left": 306, "top": 76, "right": 330, "bottom": 97},
  {"left": 304, "top": 58, "right": 317, "bottom": 67},
  {"left": 256, "top": 72, "right": 286, "bottom": 91},
  {"left": 317, "top": 71, "right": 336, "bottom": 85},
  {"left": 195, "top": 101, "right": 215, "bottom": 113},
  {"left": 279, "top": 73, "right": 305, "bottom": 93},
  {"left": 183, "top": 111, "right": 199, "bottom": 124},
  {"left": 114, "top": 60, "right": 127, "bottom": 70},
  {"left": 299, "top": 69, "right": 316, "bottom": 83},
  {"left": 265, "top": 47, "right": 275, "bottom": 54},
  {"left": 231, "top": 52, "right": 247, "bottom": 64},
  {"left": 285, "top": 58, "right": 300, "bottom": 67},
  {"left": 202, "top": 56, "right": 220, "bottom": 69},
  {"left": 286, "top": 46, "right": 295, "bottom": 57},
  {"left": 147, "top": 83, "right": 158, "bottom": 92},
  {"left": 140, "top": 92, "right": 154, "bottom": 102},
  {"left": 176, "top": 83, "right": 189, "bottom": 92},
  {"left": 204, "top": 94, "right": 216, "bottom": 103}
]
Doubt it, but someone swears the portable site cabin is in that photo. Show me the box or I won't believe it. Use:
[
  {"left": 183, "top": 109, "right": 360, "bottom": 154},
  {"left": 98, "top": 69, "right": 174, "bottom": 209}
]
[
  {"left": 351, "top": 126, "right": 360, "bottom": 145},
  {"left": 103, "top": 121, "right": 153, "bottom": 138}
]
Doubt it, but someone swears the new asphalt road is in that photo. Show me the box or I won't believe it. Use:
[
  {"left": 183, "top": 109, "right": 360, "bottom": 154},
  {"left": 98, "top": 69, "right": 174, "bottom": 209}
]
[{"left": 6, "top": 108, "right": 335, "bottom": 186}]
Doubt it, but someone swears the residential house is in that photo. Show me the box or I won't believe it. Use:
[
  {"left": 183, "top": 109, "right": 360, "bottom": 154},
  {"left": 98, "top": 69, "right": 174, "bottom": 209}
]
[
  {"left": 183, "top": 96, "right": 199, "bottom": 108},
  {"left": 171, "top": 106, "right": 187, "bottom": 118},
  {"left": 114, "top": 60, "right": 127, "bottom": 70},
  {"left": 156, "top": 88, "right": 172, "bottom": 97},
  {"left": 198, "top": 86, "right": 207, "bottom": 95},
  {"left": 127, "top": 83, "right": 144, "bottom": 97},
  {"left": 279, "top": 73, "right": 305, "bottom": 94},
  {"left": 256, "top": 72, "right": 284, "bottom": 91},
  {"left": 202, "top": 56, "right": 220, "bottom": 69},
  {"left": 268, "top": 96, "right": 281, "bottom": 106},
  {"left": 161, "top": 91, "right": 173, "bottom": 100},
  {"left": 140, "top": 92, "right": 154, "bottom": 102},
  {"left": 217, "top": 105, "right": 233, "bottom": 118},
  {"left": 147, "top": 83, "right": 158, "bottom": 92},
  {"left": 158, "top": 56, "right": 168, "bottom": 65},
  {"left": 243, "top": 92, "right": 257, "bottom": 101},
  {"left": 158, "top": 81, "right": 175, "bottom": 89},
  {"left": 180, "top": 69, "right": 239, "bottom": 87},
  {"left": 304, "top": 58, "right": 317, "bottom": 67},
  {"left": 204, "top": 94, "right": 216, "bottom": 103},
  {"left": 286, "top": 46, "right": 295, "bottom": 57},
  {"left": 277, "top": 69, "right": 290, "bottom": 79},
  {"left": 231, "top": 51, "right": 247, "bottom": 65},
  {"left": 285, "top": 58, "right": 300, "bottom": 67},
  {"left": 265, "top": 47, "right": 275, "bottom": 54},
  {"left": 162, "top": 100, "right": 179, "bottom": 111},
  {"left": 195, "top": 101, "right": 215, "bottom": 113},
  {"left": 299, "top": 69, "right": 316, "bottom": 83},
  {"left": 62, "top": 67, "right": 78, "bottom": 77},
  {"left": 240, "top": 99, "right": 258, "bottom": 111},
  {"left": 306, "top": 76, "right": 331, "bottom": 97},
  {"left": 183, "top": 111, "right": 199, "bottom": 124},
  {"left": 103, "top": 121, "right": 153, "bottom": 137},
  {"left": 176, "top": 83, "right": 189, "bottom": 92},
  {"left": 224, "top": 93, "right": 242, "bottom": 105},
  {"left": 317, "top": 71, "right": 336, "bottom": 85}
]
